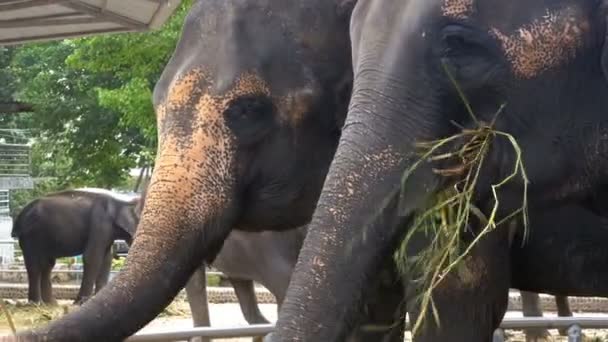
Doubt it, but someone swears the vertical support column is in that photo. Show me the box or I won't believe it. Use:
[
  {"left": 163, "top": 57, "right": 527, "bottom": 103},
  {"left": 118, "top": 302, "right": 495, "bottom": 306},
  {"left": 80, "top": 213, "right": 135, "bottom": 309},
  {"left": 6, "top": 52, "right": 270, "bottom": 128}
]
[
  {"left": 567, "top": 324, "right": 582, "bottom": 342},
  {"left": 492, "top": 329, "right": 505, "bottom": 342}
]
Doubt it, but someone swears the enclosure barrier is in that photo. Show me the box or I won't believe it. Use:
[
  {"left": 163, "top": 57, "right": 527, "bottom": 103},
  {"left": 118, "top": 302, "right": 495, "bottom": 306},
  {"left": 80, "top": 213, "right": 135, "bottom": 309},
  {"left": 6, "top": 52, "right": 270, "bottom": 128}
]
[
  {"left": 126, "top": 324, "right": 275, "bottom": 341},
  {"left": 0, "top": 238, "right": 601, "bottom": 342},
  {"left": 125, "top": 317, "right": 603, "bottom": 342}
]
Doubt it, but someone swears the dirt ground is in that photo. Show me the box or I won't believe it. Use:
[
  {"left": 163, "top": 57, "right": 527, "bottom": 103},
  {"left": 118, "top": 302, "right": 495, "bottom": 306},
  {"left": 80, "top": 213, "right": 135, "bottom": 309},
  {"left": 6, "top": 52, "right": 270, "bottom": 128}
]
[{"left": 2, "top": 299, "right": 608, "bottom": 341}]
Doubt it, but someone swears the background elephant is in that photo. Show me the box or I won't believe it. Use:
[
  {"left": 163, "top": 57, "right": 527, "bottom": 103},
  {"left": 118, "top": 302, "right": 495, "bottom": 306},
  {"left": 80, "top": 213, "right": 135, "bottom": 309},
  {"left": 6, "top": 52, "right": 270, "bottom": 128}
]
[
  {"left": 520, "top": 292, "right": 571, "bottom": 339},
  {"left": 13, "top": 1, "right": 386, "bottom": 341},
  {"left": 273, "top": 0, "right": 608, "bottom": 341},
  {"left": 11, "top": 188, "right": 140, "bottom": 305},
  {"left": 184, "top": 227, "right": 306, "bottom": 342}
]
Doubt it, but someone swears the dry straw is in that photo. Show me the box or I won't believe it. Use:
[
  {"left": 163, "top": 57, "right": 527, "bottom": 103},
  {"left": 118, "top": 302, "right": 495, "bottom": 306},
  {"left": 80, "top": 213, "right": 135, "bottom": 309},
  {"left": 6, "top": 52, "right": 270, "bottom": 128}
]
[{"left": 394, "top": 62, "right": 530, "bottom": 336}]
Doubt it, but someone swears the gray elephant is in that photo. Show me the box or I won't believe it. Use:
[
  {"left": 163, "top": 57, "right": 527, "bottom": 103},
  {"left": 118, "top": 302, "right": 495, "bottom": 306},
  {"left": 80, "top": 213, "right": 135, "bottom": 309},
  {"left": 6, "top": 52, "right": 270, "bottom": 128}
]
[
  {"left": 184, "top": 227, "right": 307, "bottom": 342},
  {"left": 10, "top": 1, "right": 591, "bottom": 341},
  {"left": 11, "top": 188, "right": 141, "bottom": 305},
  {"left": 11, "top": 1, "right": 407, "bottom": 341},
  {"left": 520, "top": 292, "right": 571, "bottom": 339},
  {"left": 270, "top": 0, "right": 608, "bottom": 341}
]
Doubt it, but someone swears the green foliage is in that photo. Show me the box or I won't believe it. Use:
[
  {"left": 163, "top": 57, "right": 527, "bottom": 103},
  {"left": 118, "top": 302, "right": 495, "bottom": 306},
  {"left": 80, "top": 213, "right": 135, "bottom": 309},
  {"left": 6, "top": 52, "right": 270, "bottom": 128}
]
[
  {"left": 207, "top": 274, "right": 221, "bottom": 287},
  {"left": 111, "top": 257, "right": 126, "bottom": 271},
  {"left": 1, "top": 0, "right": 193, "bottom": 198}
]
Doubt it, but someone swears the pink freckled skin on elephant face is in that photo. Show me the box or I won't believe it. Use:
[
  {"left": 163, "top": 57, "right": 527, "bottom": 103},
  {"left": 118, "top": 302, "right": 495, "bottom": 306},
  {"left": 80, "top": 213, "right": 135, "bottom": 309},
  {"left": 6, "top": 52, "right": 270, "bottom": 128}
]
[
  {"left": 440, "top": 1, "right": 590, "bottom": 79},
  {"left": 490, "top": 6, "right": 589, "bottom": 79},
  {"left": 442, "top": 0, "right": 475, "bottom": 19}
]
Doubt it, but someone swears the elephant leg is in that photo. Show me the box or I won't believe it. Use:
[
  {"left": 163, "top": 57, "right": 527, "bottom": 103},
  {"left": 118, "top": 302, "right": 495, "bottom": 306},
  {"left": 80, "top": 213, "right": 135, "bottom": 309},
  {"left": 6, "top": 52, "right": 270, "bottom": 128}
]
[
  {"left": 94, "top": 249, "right": 113, "bottom": 293},
  {"left": 347, "top": 259, "right": 406, "bottom": 342},
  {"left": 556, "top": 295, "right": 572, "bottom": 336},
  {"left": 185, "top": 266, "right": 211, "bottom": 342},
  {"left": 76, "top": 244, "right": 107, "bottom": 304},
  {"left": 407, "top": 231, "right": 510, "bottom": 342},
  {"left": 521, "top": 291, "right": 550, "bottom": 341},
  {"left": 231, "top": 278, "right": 269, "bottom": 324},
  {"left": 40, "top": 258, "right": 57, "bottom": 305},
  {"left": 23, "top": 250, "right": 42, "bottom": 304}
]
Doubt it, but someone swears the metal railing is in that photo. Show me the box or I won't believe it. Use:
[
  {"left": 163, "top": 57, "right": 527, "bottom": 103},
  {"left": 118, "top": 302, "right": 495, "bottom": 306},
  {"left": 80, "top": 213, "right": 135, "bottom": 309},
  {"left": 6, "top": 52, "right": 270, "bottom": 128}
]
[
  {"left": 0, "top": 143, "right": 31, "bottom": 176},
  {"left": 127, "top": 324, "right": 275, "bottom": 341},
  {"left": 124, "top": 317, "right": 605, "bottom": 342},
  {"left": 0, "top": 239, "right": 601, "bottom": 342}
]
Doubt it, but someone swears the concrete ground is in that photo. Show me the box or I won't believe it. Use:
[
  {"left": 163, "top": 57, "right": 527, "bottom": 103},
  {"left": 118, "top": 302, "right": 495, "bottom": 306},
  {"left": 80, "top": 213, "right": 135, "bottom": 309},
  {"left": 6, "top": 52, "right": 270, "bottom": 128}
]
[{"left": 139, "top": 303, "right": 278, "bottom": 342}]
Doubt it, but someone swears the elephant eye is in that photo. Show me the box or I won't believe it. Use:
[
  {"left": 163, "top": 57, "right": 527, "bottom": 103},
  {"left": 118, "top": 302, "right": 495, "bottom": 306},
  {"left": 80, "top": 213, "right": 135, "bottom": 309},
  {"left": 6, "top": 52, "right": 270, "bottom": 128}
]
[
  {"left": 438, "top": 24, "right": 502, "bottom": 89},
  {"left": 224, "top": 95, "right": 276, "bottom": 145},
  {"left": 441, "top": 24, "right": 493, "bottom": 57}
]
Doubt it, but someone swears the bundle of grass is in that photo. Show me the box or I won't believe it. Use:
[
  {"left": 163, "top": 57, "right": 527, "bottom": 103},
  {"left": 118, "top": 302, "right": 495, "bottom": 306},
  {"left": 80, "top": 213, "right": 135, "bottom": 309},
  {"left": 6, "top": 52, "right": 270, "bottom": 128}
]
[
  {"left": 0, "top": 301, "right": 69, "bottom": 335},
  {"left": 393, "top": 64, "right": 530, "bottom": 336}
]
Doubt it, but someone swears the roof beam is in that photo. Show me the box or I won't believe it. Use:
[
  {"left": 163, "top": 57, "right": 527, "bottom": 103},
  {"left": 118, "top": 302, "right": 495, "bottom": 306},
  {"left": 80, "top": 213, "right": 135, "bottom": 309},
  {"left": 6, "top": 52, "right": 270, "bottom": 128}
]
[
  {"left": 0, "top": 27, "right": 127, "bottom": 45},
  {"left": 0, "top": 102, "right": 33, "bottom": 113},
  {"left": 0, "top": 0, "right": 66, "bottom": 11},
  {"left": 0, "top": 13, "right": 107, "bottom": 28},
  {"left": 62, "top": 0, "right": 147, "bottom": 30}
]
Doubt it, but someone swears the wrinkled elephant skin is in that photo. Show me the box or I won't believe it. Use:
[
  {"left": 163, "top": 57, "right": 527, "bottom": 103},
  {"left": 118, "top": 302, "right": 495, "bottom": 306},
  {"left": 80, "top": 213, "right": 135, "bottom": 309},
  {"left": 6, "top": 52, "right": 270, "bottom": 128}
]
[
  {"left": 274, "top": 0, "right": 608, "bottom": 341},
  {"left": 11, "top": 0, "right": 357, "bottom": 341}
]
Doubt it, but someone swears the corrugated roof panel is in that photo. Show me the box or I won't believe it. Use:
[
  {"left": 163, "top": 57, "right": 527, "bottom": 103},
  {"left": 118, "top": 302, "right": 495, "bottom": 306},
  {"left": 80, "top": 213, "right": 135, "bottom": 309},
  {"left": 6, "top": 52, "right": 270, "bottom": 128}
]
[{"left": 0, "top": 0, "right": 182, "bottom": 45}]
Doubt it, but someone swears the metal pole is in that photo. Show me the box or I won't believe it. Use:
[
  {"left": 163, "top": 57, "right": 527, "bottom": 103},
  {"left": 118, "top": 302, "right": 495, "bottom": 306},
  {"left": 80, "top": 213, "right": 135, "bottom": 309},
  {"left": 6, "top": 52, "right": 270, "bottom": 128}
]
[
  {"left": 492, "top": 328, "right": 505, "bottom": 342},
  {"left": 499, "top": 317, "right": 608, "bottom": 329},
  {"left": 126, "top": 324, "right": 275, "bottom": 342},
  {"left": 567, "top": 324, "right": 582, "bottom": 342}
]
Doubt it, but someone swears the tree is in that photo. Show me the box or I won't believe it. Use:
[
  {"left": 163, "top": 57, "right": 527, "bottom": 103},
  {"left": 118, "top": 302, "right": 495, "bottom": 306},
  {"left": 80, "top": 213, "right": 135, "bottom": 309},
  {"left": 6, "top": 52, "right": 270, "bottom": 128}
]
[
  {"left": 66, "top": 0, "right": 193, "bottom": 167},
  {"left": 5, "top": 0, "right": 193, "bottom": 213}
]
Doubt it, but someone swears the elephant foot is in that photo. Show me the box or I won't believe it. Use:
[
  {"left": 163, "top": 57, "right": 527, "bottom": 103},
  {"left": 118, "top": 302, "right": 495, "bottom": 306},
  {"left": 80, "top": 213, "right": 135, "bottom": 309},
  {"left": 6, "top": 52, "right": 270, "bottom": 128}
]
[
  {"left": 524, "top": 326, "right": 551, "bottom": 342},
  {"left": 26, "top": 300, "right": 41, "bottom": 305},
  {"left": 74, "top": 296, "right": 91, "bottom": 305},
  {"left": 524, "top": 329, "right": 553, "bottom": 342},
  {"left": 43, "top": 298, "right": 58, "bottom": 306}
]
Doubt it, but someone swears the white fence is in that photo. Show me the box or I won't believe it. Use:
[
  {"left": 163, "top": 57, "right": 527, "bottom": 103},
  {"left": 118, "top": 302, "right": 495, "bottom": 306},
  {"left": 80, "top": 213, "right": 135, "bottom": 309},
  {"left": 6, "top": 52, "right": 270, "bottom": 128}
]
[{"left": 124, "top": 317, "right": 599, "bottom": 342}]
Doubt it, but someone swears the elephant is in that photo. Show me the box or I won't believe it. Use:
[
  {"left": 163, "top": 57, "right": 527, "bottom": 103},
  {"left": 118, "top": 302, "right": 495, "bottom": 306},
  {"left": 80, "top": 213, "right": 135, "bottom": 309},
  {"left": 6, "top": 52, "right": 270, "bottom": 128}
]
[
  {"left": 520, "top": 291, "right": 572, "bottom": 339},
  {"left": 269, "top": 0, "right": 608, "bottom": 341},
  {"left": 10, "top": 1, "right": 410, "bottom": 341},
  {"left": 184, "top": 227, "right": 307, "bottom": 342},
  {"left": 11, "top": 188, "right": 141, "bottom": 305},
  {"left": 511, "top": 204, "right": 608, "bottom": 309}
]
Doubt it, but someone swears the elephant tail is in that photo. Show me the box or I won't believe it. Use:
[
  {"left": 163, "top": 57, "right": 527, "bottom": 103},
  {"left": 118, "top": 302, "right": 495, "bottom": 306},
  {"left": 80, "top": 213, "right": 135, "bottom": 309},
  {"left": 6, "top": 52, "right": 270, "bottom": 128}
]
[{"left": 11, "top": 199, "right": 39, "bottom": 238}]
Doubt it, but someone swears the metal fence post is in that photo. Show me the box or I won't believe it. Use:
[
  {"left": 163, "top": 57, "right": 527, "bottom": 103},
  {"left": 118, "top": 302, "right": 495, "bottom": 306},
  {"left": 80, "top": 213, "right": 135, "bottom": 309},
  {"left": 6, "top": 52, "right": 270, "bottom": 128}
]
[
  {"left": 567, "top": 324, "right": 582, "bottom": 342},
  {"left": 492, "top": 328, "right": 505, "bottom": 342}
]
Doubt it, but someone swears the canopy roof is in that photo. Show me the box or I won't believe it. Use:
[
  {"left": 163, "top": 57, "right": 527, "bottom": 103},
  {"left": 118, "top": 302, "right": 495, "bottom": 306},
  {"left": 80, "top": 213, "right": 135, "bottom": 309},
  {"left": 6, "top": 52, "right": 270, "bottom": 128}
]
[{"left": 0, "top": 0, "right": 182, "bottom": 45}]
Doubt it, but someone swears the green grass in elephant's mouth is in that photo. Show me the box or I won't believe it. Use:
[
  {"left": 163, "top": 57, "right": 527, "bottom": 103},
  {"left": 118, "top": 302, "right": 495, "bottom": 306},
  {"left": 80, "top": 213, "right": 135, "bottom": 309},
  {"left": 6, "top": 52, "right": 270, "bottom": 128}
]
[{"left": 393, "top": 63, "right": 530, "bottom": 336}]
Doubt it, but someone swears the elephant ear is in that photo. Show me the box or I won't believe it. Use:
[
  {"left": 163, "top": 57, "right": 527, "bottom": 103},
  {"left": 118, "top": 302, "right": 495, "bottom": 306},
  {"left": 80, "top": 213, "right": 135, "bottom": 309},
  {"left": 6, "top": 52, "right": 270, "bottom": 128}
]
[
  {"left": 114, "top": 204, "right": 138, "bottom": 238},
  {"left": 336, "top": 0, "right": 357, "bottom": 19},
  {"left": 602, "top": 1, "right": 608, "bottom": 80}
]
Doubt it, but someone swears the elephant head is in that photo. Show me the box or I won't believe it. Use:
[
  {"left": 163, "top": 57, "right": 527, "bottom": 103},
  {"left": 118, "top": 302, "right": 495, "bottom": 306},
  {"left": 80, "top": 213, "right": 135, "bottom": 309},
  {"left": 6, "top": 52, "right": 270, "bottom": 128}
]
[
  {"left": 17, "top": 1, "right": 354, "bottom": 340},
  {"left": 273, "top": 0, "right": 608, "bottom": 340},
  {"left": 112, "top": 197, "right": 142, "bottom": 245}
]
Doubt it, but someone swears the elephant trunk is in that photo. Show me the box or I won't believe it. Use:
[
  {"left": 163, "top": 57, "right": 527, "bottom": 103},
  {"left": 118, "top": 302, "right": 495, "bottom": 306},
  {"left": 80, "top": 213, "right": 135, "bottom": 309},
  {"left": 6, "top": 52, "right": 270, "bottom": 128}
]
[
  {"left": 19, "top": 143, "right": 237, "bottom": 341},
  {"left": 274, "top": 100, "right": 439, "bottom": 340}
]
